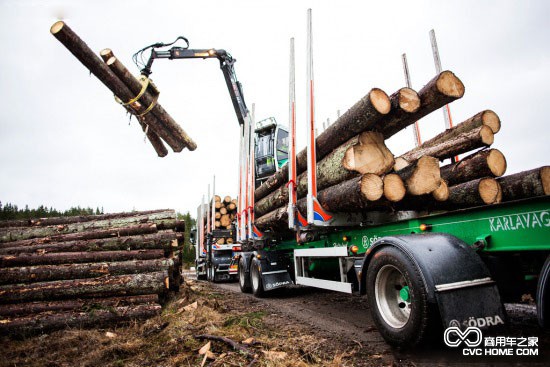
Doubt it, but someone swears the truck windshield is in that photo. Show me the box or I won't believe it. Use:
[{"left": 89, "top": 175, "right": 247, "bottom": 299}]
[{"left": 256, "top": 134, "right": 272, "bottom": 158}]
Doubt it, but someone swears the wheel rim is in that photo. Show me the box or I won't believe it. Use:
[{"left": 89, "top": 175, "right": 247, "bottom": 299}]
[
  {"left": 251, "top": 264, "right": 260, "bottom": 291},
  {"left": 375, "top": 264, "right": 411, "bottom": 329}
]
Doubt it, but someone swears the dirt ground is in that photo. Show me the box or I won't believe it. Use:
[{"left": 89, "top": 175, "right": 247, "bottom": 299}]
[{"left": 1, "top": 278, "right": 550, "bottom": 366}]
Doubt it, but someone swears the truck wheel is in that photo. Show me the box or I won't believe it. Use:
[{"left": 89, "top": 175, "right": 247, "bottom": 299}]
[
  {"left": 250, "top": 258, "right": 265, "bottom": 297},
  {"left": 537, "top": 254, "right": 550, "bottom": 328},
  {"left": 196, "top": 270, "right": 207, "bottom": 281},
  {"left": 366, "top": 246, "right": 432, "bottom": 347},
  {"left": 238, "top": 256, "right": 252, "bottom": 293}
]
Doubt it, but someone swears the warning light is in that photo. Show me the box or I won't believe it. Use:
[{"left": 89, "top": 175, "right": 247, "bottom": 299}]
[
  {"left": 232, "top": 246, "right": 241, "bottom": 252},
  {"left": 419, "top": 223, "right": 432, "bottom": 231},
  {"left": 350, "top": 245, "right": 359, "bottom": 254},
  {"left": 342, "top": 235, "right": 350, "bottom": 242}
]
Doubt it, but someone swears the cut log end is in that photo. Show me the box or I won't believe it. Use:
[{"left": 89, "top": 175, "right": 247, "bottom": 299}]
[
  {"left": 370, "top": 88, "right": 391, "bottom": 115},
  {"left": 482, "top": 110, "right": 501, "bottom": 133},
  {"left": 406, "top": 156, "right": 441, "bottom": 195},
  {"left": 360, "top": 174, "right": 384, "bottom": 201},
  {"left": 480, "top": 125, "right": 495, "bottom": 146},
  {"left": 106, "top": 56, "right": 117, "bottom": 66},
  {"left": 487, "top": 149, "right": 507, "bottom": 177},
  {"left": 432, "top": 180, "right": 450, "bottom": 202},
  {"left": 393, "top": 157, "right": 409, "bottom": 172},
  {"left": 436, "top": 71, "right": 465, "bottom": 98},
  {"left": 398, "top": 87, "right": 421, "bottom": 113},
  {"left": 342, "top": 131, "right": 394, "bottom": 175},
  {"left": 383, "top": 174, "right": 406, "bottom": 202},
  {"left": 100, "top": 49, "right": 114, "bottom": 62},
  {"left": 479, "top": 178, "right": 502, "bottom": 204},
  {"left": 50, "top": 21, "right": 65, "bottom": 34},
  {"left": 542, "top": 166, "right": 550, "bottom": 195}
]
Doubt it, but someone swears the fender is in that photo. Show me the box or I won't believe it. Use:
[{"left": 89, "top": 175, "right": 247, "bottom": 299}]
[
  {"left": 238, "top": 251, "right": 254, "bottom": 275},
  {"left": 255, "top": 249, "right": 294, "bottom": 291},
  {"left": 359, "top": 233, "right": 491, "bottom": 301}
]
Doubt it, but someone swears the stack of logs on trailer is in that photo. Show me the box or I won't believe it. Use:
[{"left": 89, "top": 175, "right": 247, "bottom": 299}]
[
  {"left": 254, "top": 71, "right": 550, "bottom": 231},
  {"left": 212, "top": 196, "right": 238, "bottom": 245},
  {"left": 0, "top": 209, "right": 185, "bottom": 336}
]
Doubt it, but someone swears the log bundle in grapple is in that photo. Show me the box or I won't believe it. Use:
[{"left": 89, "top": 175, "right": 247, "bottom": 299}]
[
  {"left": 0, "top": 209, "right": 185, "bottom": 336},
  {"left": 252, "top": 70, "right": 549, "bottom": 232}
]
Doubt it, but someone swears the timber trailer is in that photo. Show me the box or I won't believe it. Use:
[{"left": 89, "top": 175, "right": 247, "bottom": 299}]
[{"left": 134, "top": 11, "right": 550, "bottom": 347}]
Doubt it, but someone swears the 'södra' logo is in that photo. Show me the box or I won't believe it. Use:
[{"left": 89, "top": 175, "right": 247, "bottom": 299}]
[{"left": 444, "top": 327, "right": 483, "bottom": 347}]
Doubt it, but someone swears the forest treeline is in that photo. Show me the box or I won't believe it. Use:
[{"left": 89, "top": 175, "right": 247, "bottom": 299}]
[{"left": 0, "top": 201, "right": 104, "bottom": 220}]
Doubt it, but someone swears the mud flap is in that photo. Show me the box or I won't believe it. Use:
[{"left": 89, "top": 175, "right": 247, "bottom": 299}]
[
  {"left": 436, "top": 282, "right": 507, "bottom": 331},
  {"left": 262, "top": 271, "right": 293, "bottom": 291}
]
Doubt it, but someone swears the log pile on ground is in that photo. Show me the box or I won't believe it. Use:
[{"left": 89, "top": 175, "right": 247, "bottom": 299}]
[
  {"left": 0, "top": 209, "right": 185, "bottom": 336},
  {"left": 253, "top": 71, "right": 548, "bottom": 231},
  {"left": 50, "top": 21, "right": 196, "bottom": 157}
]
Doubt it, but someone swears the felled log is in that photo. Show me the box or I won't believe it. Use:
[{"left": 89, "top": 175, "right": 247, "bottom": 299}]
[
  {"left": 0, "top": 271, "right": 169, "bottom": 304},
  {"left": 395, "top": 125, "right": 494, "bottom": 170},
  {"left": 498, "top": 167, "right": 550, "bottom": 201},
  {"left": 382, "top": 174, "right": 406, "bottom": 202},
  {"left": 394, "top": 156, "right": 441, "bottom": 195},
  {"left": 441, "top": 149, "right": 507, "bottom": 186},
  {"left": 432, "top": 180, "right": 450, "bottom": 202},
  {"left": 0, "top": 259, "right": 174, "bottom": 285},
  {"left": 105, "top": 55, "right": 197, "bottom": 151},
  {"left": 254, "top": 88, "right": 391, "bottom": 201},
  {"left": 341, "top": 131, "right": 394, "bottom": 174},
  {"left": 0, "top": 231, "right": 179, "bottom": 255},
  {"left": 0, "top": 210, "right": 175, "bottom": 243},
  {"left": 0, "top": 294, "right": 159, "bottom": 317},
  {"left": 431, "top": 110, "right": 500, "bottom": 145},
  {"left": 50, "top": 21, "right": 195, "bottom": 153},
  {"left": 216, "top": 238, "right": 225, "bottom": 245},
  {"left": 220, "top": 207, "right": 227, "bottom": 215},
  {"left": 380, "top": 71, "right": 465, "bottom": 139},
  {"left": 0, "top": 249, "right": 165, "bottom": 267},
  {"left": 254, "top": 206, "right": 288, "bottom": 232},
  {"left": 223, "top": 196, "right": 232, "bottom": 205},
  {"left": 447, "top": 177, "right": 502, "bottom": 208},
  {"left": 0, "top": 304, "right": 161, "bottom": 336},
  {"left": 220, "top": 215, "right": 231, "bottom": 227}
]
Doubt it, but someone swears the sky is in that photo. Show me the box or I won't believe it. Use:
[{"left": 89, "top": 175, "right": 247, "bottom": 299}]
[{"left": 0, "top": 0, "right": 549, "bottom": 216}]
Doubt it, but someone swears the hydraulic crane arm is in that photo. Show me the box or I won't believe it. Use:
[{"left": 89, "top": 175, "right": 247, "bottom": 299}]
[{"left": 139, "top": 43, "right": 248, "bottom": 126}]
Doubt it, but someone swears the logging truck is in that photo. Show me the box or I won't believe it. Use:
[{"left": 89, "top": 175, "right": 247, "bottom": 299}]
[{"left": 135, "top": 11, "right": 550, "bottom": 348}]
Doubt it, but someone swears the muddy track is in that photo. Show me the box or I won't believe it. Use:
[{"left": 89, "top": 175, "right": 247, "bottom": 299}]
[{"left": 209, "top": 280, "right": 550, "bottom": 365}]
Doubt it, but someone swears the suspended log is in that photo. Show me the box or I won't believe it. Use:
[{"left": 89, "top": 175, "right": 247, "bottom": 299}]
[
  {"left": 0, "top": 294, "right": 159, "bottom": 317},
  {"left": 0, "top": 271, "right": 169, "bottom": 304},
  {"left": 0, "top": 231, "right": 179, "bottom": 255},
  {"left": 497, "top": 167, "right": 550, "bottom": 202},
  {"left": 255, "top": 88, "right": 391, "bottom": 201},
  {"left": 0, "top": 210, "right": 175, "bottom": 243},
  {"left": 0, "top": 259, "right": 174, "bottom": 285},
  {"left": 0, "top": 249, "right": 165, "bottom": 267},
  {"left": 394, "top": 156, "right": 441, "bottom": 195},
  {"left": 0, "top": 304, "right": 161, "bottom": 336},
  {"left": 380, "top": 71, "right": 465, "bottom": 139},
  {"left": 49, "top": 21, "right": 195, "bottom": 153},
  {"left": 105, "top": 55, "right": 197, "bottom": 151},
  {"left": 441, "top": 149, "right": 507, "bottom": 186},
  {"left": 383, "top": 174, "right": 406, "bottom": 202}
]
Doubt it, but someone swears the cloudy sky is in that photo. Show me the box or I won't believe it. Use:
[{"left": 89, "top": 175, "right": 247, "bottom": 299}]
[{"left": 0, "top": 0, "right": 548, "bottom": 215}]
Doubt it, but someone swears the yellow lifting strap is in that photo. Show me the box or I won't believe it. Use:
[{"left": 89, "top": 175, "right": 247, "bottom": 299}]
[{"left": 114, "top": 75, "right": 159, "bottom": 117}]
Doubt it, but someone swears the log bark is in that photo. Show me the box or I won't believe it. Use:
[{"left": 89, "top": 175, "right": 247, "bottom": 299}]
[
  {"left": 254, "top": 88, "right": 391, "bottom": 201},
  {"left": 0, "top": 231, "right": 179, "bottom": 255},
  {"left": 394, "top": 156, "right": 441, "bottom": 195},
  {"left": 447, "top": 178, "right": 502, "bottom": 208},
  {"left": 376, "top": 87, "right": 420, "bottom": 138},
  {"left": 0, "top": 294, "right": 159, "bottom": 317},
  {"left": 49, "top": 21, "right": 193, "bottom": 153},
  {"left": 254, "top": 206, "right": 288, "bottom": 232},
  {"left": 395, "top": 126, "right": 494, "bottom": 169},
  {"left": 0, "top": 249, "right": 165, "bottom": 267},
  {"left": 0, "top": 259, "right": 174, "bottom": 285},
  {"left": 441, "top": 149, "right": 507, "bottom": 186},
  {"left": 105, "top": 55, "right": 197, "bottom": 151},
  {"left": 0, "top": 271, "right": 169, "bottom": 304},
  {"left": 0, "top": 304, "right": 161, "bottom": 336},
  {"left": 380, "top": 71, "right": 465, "bottom": 139},
  {"left": 0, "top": 210, "right": 175, "bottom": 243},
  {"left": 497, "top": 167, "right": 550, "bottom": 201}
]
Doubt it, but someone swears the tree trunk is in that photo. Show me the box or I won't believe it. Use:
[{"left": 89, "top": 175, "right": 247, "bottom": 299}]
[
  {"left": 0, "top": 259, "right": 174, "bottom": 285},
  {"left": 0, "top": 231, "right": 179, "bottom": 255},
  {"left": 105, "top": 55, "right": 197, "bottom": 151},
  {"left": 395, "top": 126, "right": 494, "bottom": 169},
  {"left": 223, "top": 196, "right": 232, "bottom": 204},
  {"left": 441, "top": 149, "right": 507, "bottom": 186},
  {"left": 0, "top": 304, "right": 161, "bottom": 336},
  {"left": 254, "top": 206, "right": 288, "bottom": 232},
  {"left": 341, "top": 131, "right": 394, "bottom": 174},
  {"left": 0, "top": 249, "right": 165, "bottom": 267},
  {"left": 220, "top": 215, "right": 231, "bottom": 227},
  {"left": 380, "top": 71, "right": 465, "bottom": 139},
  {"left": 49, "top": 21, "right": 193, "bottom": 153},
  {"left": 0, "top": 210, "right": 175, "bottom": 243},
  {"left": 254, "top": 88, "right": 391, "bottom": 201},
  {"left": 394, "top": 156, "right": 441, "bottom": 195},
  {"left": 497, "top": 167, "right": 550, "bottom": 201},
  {"left": 0, "top": 294, "right": 159, "bottom": 317},
  {"left": 219, "top": 207, "right": 227, "bottom": 215},
  {"left": 447, "top": 178, "right": 502, "bottom": 208},
  {"left": 0, "top": 271, "right": 169, "bottom": 304},
  {"left": 383, "top": 174, "right": 406, "bottom": 202}
]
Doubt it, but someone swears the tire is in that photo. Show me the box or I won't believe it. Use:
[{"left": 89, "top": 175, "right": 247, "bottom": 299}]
[
  {"left": 238, "top": 256, "right": 252, "bottom": 293},
  {"left": 250, "top": 257, "right": 265, "bottom": 297},
  {"left": 537, "top": 254, "right": 550, "bottom": 328},
  {"left": 366, "top": 246, "right": 433, "bottom": 347},
  {"left": 196, "top": 270, "right": 207, "bottom": 281}
]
